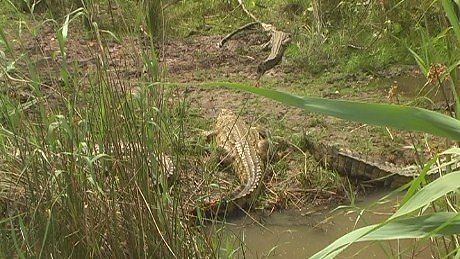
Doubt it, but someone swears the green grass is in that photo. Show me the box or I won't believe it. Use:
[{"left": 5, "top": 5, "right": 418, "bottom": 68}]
[{"left": 0, "top": 2, "right": 219, "bottom": 257}]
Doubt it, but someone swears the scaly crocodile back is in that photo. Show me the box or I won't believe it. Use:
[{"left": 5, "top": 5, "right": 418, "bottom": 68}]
[
  {"left": 215, "top": 109, "right": 263, "bottom": 202},
  {"left": 303, "top": 137, "right": 445, "bottom": 187}
]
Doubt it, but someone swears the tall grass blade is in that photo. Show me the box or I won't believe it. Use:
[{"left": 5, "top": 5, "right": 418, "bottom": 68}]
[
  {"left": 390, "top": 170, "right": 460, "bottom": 219},
  {"left": 400, "top": 147, "right": 460, "bottom": 205},
  {"left": 441, "top": 0, "right": 460, "bottom": 42},
  {"left": 398, "top": 155, "right": 437, "bottom": 206},
  {"left": 408, "top": 48, "right": 428, "bottom": 75},
  {"left": 310, "top": 212, "right": 460, "bottom": 259},
  {"left": 204, "top": 82, "right": 460, "bottom": 140},
  {"left": 0, "top": 27, "right": 12, "bottom": 54},
  {"left": 39, "top": 209, "right": 53, "bottom": 259},
  {"left": 57, "top": 8, "right": 84, "bottom": 56}
]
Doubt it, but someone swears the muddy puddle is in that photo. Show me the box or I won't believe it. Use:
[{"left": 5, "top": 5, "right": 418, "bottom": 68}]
[
  {"left": 218, "top": 192, "right": 431, "bottom": 258},
  {"left": 376, "top": 72, "right": 456, "bottom": 105}
]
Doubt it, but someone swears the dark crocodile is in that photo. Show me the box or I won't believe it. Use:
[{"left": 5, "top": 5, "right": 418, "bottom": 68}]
[
  {"left": 256, "top": 29, "right": 291, "bottom": 80},
  {"left": 302, "top": 137, "right": 455, "bottom": 188}
]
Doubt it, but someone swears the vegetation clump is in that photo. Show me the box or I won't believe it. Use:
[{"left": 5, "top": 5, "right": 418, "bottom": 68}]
[{"left": 0, "top": 0, "right": 459, "bottom": 258}]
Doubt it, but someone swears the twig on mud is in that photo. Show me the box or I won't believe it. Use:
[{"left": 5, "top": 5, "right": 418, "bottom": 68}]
[
  {"left": 217, "top": 21, "right": 260, "bottom": 48},
  {"left": 286, "top": 187, "right": 337, "bottom": 196}
]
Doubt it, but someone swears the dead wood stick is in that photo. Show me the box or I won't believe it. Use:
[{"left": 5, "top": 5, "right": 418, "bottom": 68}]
[
  {"left": 235, "top": 0, "right": 274, "bottom": 33},
  {"left": 217, "top": 21, "right": 260, "bottom": 48},
  {"left": 237, "top": 0, "right": 260, "bottom": 23}
]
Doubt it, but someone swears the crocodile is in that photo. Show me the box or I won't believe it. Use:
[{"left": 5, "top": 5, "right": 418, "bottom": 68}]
[
  {"left": 256, "top": 30, "right": 291, "bottom": 80},
  {"left": 196, "top": 109, "right": 268, "bottom": 217},
  {"left": 302, "top": 136, "right": 459, "bottom": 188},
  {"left": 217, "top": 22, "right": 291, "bottom": 83}
]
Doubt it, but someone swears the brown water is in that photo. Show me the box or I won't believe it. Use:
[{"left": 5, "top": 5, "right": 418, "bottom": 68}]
[
  {"left": 377, "top": 73, "right": 455, "bottom": 104},
  {"left": 219, "top": 192, "right": 432, "bottom": 258}
]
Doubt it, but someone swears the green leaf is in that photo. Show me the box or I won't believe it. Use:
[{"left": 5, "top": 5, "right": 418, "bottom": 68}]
[
  {"left": 310, "top": 212, "right": 460, "bottom": 259},
  {"left": 100, "top": 29, "right": 121, "bottom": 43},
  {"left": 408, "top": 47, "right": 428, "bottom": 75},
  {"left": 390, "top": 170, "right": 460, "bottom": 219},
  {"left": 57, "top": 8, "right": 84, "bottom": 56},
  {"left": 398, "top": 155, "right": 438, "bottom": 207},
  {"left": 0, "top": 26, "right": 12, "bottom": 54},
  {"left": 62, "top": 14, "right": 70, "bottom": 42},
  {"left": 398, "top": 146, "right": 460, "bottom": 207},
  {"left": 89, "top": 153, "right": 110, "bottom": 165},
  {"left": 203, "top": 82, "right": 460, "bottom": 140},
  {"left": 441, "top": 0, "right": 460, "bottom": 42}
]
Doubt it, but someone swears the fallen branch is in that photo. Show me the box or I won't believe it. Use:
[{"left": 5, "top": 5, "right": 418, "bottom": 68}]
[
  {"left": 237, "top": 0, "right": 260, "bottom": 23},
  {"left": 217, "top": 22, "right": 260, "bottom": 48}
]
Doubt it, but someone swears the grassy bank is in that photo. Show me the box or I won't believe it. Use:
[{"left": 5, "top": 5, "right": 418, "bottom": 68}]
[
  {"left": 1, "top": 0, "right": 459, "bottom": 257},
  {"left": 0, "top": 2, "right": 214, "bottom": 257}
]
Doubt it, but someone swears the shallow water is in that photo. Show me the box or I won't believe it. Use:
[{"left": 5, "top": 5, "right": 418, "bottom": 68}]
[
  {"left": 220, "top": 192, "right": 431, "bottom": 258},
  {"left": 377, "top": 73, "right": 454, "bottom": 104}
]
